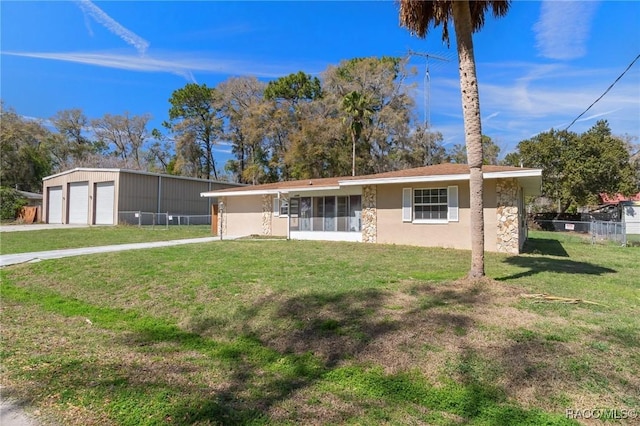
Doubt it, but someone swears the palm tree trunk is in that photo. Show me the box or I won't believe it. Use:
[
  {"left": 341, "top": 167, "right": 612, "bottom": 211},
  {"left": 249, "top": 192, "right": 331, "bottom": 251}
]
[
  {"left": 452, "top": 0, "right": 485, "bottom": 279},
  {"left": 352, "top": 131, "right": 357, "bottom": 176}
]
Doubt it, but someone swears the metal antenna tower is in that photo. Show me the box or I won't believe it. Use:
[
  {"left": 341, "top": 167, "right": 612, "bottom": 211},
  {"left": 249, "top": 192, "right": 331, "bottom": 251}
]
[{"left": 407, "top": 50, "right": 449, "bottom": 128}]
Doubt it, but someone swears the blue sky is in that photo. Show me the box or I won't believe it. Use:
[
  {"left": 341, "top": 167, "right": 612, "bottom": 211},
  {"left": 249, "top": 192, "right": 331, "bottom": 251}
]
[{"left": 2, "top": 0, "right": 639, "bottom": 166}]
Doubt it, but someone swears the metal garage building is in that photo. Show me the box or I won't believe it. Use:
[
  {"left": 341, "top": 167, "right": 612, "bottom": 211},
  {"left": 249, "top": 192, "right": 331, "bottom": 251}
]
[{"left": 42, "top": 168, "right": 242, "bottom": 225}]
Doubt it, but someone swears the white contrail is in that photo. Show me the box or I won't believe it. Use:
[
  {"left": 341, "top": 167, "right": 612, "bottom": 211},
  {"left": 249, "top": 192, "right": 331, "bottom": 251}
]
[
  {"left": 1, "top": 50, "right": 319, "bottom": 81},
  {"left": 75, "top": 0, "right": 149, "bottom": 56}
]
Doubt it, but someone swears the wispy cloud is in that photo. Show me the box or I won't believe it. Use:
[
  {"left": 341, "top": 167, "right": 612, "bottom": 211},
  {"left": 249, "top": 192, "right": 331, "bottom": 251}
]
[
  {"left": 75, "top": 0, "right": 150, "bottom": 56},
  {"left": 484, "top": 112, "right": 500, "bottom": 121},
  {"left": 573, "top": 108, "right": 621, "bottom": 123},
  {"left": 1, "top": 50, "right": 319, "bottom": 81},
  {"left": 533, "top": 0, "right": 599, "bottom": 60},
  {"left": 407, "top": 59, "right": 639, "bottom": 153}
]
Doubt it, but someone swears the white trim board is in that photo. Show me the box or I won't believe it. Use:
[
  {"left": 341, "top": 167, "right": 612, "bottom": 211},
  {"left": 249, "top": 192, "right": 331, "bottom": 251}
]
[{"left": 290, "top": 231, "right": 362, "bottom": 242}]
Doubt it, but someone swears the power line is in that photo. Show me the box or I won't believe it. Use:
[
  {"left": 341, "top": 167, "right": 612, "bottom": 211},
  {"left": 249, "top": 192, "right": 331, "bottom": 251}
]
[{"left": 565, "top": 53, "right": 640, "bottom": 130}]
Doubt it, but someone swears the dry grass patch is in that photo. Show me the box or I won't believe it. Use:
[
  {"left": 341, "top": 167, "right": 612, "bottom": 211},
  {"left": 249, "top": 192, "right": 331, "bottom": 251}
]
[{"left": 2, "top": 233, "right": 638, "bottom": 424}]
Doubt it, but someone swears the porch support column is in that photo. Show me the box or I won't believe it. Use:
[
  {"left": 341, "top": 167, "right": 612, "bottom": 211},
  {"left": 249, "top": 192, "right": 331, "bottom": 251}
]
[
  {"left": 362, "top": 185, "right": 377, "bottom": 243},
  {"left": 496, "top": 179, "right": 519, "bottom": 254},
  {"left": 219, "top": 197, "right": 227, "bottom": 237},
  {"left": 262, "top": 195, "right": 273, "bottom": 236}
]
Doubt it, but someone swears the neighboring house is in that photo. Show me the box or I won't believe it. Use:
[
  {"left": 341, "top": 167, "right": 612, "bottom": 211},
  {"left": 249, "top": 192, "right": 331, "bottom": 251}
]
[
  {"left": 17, "top": 190, "right": 43, "bottom": 223},
  {"left": 598, "top": 193, "right": 640, "bottom": 235},
  {"left": 201, "top": 164, "right": 542, "bottom": 254},
  {"left": 42, "top": 168, "right": 243, "bottom": 226},
  {"left": 16, "top": 190, "right": 43, "bottom": 206},
  {"left": 621, "top": 201, "right": 640, "bottom": 235},
  {"left": 600, "top": 192, "right": 640, "bottom": 204}
]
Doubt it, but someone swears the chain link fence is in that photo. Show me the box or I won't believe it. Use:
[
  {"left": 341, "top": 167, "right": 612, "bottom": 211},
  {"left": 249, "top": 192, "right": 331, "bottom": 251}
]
[
  {"left": 118, "top": 211, "right": 211, "bottom": 228},
  {"left": 591, "top": 220, "right": 626, "bottom": 246},
  {"left": 533, "top": 219, "right": 627, "bottom": 246}
]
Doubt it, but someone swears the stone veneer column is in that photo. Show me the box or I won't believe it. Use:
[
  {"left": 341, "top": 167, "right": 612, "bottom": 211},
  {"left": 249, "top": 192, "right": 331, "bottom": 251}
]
[
  {"left": 496, "top": 179, "right": 519, "bottom": 254},
  {"left": 262, "top": 195, "right": 273, "bottom": 236},
  {"left": 219, "top": 197, "right": 227, "bottom": 236},
  {"left": 362, "top": 185, "right": 377, "bottom": 243}
]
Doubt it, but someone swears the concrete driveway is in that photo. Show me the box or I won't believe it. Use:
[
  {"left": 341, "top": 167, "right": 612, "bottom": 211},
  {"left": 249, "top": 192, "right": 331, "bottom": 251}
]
[{"left": 0, "top": 224, "right": 90, "bottom": 232}]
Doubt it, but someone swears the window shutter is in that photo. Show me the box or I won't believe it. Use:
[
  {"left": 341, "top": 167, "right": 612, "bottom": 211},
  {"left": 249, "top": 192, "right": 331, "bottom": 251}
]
[
  {"left": 402, "top": 188, "right": 412, "bottom": 222},
  {"left": 448, "top": 186, "right": 459, "bottom": 222},
  {"left": 273, "top": 197, "right": 279, "bottom": 217}
]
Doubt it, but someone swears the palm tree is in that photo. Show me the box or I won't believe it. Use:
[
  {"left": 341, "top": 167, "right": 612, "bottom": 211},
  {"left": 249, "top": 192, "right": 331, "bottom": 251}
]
[
  {"left": 342, "top": 91, "right": 375, "bottom": 176},
  {"left": 399, "top": 0, "right": 510, "bottom": 279}
]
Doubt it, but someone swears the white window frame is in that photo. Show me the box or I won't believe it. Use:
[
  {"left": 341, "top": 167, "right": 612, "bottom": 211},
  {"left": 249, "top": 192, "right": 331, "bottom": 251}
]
[
  {"left": 447, "top": 186, "right": 459, "bottom": 222},
  {"left": 280, "top": 199, "right": 289, "bottom": 217},
  {"left": 274, "top": 196, "right": 289, "bottom": 217},
  {"left": 403, "top": 186, "right": 459, "bottom": 224},
  {"left": 413, "top": 187, "right": 448, "bottom": 224}
]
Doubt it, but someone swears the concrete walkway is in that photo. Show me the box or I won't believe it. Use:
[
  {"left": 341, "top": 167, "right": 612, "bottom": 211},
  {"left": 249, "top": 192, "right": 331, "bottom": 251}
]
[
  {"left": 0, "top": 397, "right": 41, "bottom": 426},
  {"left": 0, "top": 237, "right": 233, "bottom": 267}
]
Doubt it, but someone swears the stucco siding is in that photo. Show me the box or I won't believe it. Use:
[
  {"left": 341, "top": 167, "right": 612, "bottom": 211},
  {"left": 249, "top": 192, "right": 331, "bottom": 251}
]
[
  {"left": 484, "top": 180, "right": 499, "bottom": 252},
  {"left": 223, "top": 195, "right": 264, "bottom": 236},
  {"left": 272, "top": 215, "right": 289, "bottom": 237},
  {"left": 375, "top": 181, "right": 499, "bottom": 252}
]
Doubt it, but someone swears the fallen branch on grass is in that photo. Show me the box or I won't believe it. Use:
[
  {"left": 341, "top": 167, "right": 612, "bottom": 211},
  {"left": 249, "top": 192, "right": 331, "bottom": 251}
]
[{"left": 520, "top": 293, "right": 605, "bottom": 306}]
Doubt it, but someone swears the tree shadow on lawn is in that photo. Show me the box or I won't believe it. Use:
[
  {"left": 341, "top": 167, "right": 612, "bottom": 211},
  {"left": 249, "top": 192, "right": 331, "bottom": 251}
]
[
  {"left": 522, "top": 237, "right": 571, "bottom": 257},
  {"left": 17, "top": 282, "right": 588, "bottom": 424},
  {"left": 124, "top": 283, "right": 562, "bottom": 423},
  {"left": 495, "top": 236, "right": 617, "bottom": 281},
  {"left": 497, "top": 256, "right": 616, "bottom": 281},
  {"left": 106, "top": 284, "right": 497, "bottom": 423}
]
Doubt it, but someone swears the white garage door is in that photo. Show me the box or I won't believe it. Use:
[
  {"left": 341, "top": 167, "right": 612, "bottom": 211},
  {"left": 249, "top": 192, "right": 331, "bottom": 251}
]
[
  {"left": 623, "top": 204, "right": 640, "bottom": 235},
  {"left": 68, "top": 182, "right": 89, "bottom": 224},
  {"left": 94, "top": 181, "right": 115, "bottom": 225},
  {"left": 48, "top": 186, "right": 63, "bottom": 224}
]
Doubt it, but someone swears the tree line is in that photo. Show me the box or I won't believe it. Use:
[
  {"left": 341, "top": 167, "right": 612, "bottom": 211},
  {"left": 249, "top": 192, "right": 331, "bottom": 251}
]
[
  {"left": 1, "top": 58, "right": 637, "bottom": 212},
  {"left": 1, "top": 57, "right": 505, "bottom": 193}
]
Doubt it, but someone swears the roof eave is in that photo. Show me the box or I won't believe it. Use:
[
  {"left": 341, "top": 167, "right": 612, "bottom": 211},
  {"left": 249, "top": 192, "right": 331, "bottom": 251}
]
[
  {"left": 43, "top": 167, "right": 245, "bottom": 185},
  {"left": 43, "top": 167, "right": 121, "bottom": 181},
  {"left": 201, "top": 185, "right": 343, "bottom": 198},
  {"left": 483, "top": 169, "right": 542, "bottom": 179},
  {"left": 339, "top": 174, "right": 470, "bottom": 186},
  {"left": 340, "top": 169, "right": 541, "bottom": 186}
]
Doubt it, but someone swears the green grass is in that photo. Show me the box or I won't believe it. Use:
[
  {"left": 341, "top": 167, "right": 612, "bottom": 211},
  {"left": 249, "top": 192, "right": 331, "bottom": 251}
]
[
  {"left": 1, "top": 229, "right": 638, "bottom": 425},
  {"left": 0, "top": 225, "right": 213, "bottom": 254}
]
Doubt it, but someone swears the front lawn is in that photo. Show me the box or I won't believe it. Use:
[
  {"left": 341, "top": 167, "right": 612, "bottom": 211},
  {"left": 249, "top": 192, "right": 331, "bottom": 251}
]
[{"left": 1, "top": 231, "right": 638, "bottom": 425}]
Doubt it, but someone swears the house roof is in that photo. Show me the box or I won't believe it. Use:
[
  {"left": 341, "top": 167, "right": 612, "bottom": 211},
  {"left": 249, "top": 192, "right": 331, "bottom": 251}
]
[
  {"left": 17, "top": 190, "right": 43, "bottom": 200},
  {"left": 201, "top": 163, "right": 542, "bottom": 198},
  {"left": 600, "top": 192, "right": 640, "bottom": 204}
]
